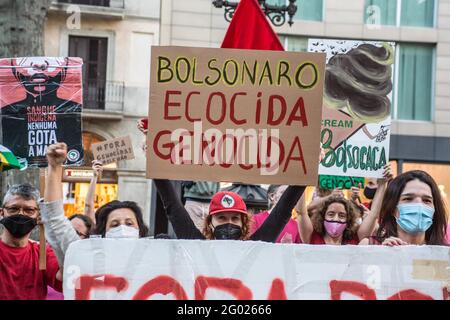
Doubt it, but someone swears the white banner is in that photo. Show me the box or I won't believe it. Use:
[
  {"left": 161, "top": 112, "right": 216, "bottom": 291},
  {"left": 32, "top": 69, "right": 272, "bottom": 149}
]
[{"left": 63, "top": 239, "right": 449, "bottom": 300}]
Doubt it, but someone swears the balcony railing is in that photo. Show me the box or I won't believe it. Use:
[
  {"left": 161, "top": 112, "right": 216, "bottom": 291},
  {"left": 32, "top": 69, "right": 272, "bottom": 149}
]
[
  {"left": 83, "top": 80, "right": 124, "bottom": 112},
  {"left": 57, "top": 0, "right": 124, "bottom": 8},
  {"left": 51, "top": 0, "right": 125, "bottom": 18}
]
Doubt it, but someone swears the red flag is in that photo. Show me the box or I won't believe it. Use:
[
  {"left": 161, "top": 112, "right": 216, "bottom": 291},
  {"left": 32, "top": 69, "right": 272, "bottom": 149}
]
[{"left": 221, "top": 0, "right": 284, "bottom": 51}]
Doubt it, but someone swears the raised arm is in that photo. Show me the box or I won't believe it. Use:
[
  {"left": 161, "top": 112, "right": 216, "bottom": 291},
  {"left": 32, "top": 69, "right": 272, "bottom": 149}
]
[
  {"left": 296, "top": 193, "right": 314, "bottom": 244},
  {"left": 83, "top": 160, "right": 103, "bottom": 225},
  {"left": 153, "top": 179, "right": 205, "bottom": 240},
  {"left": 357, "top": 165, "right": 393, "bottom": 240},
  {"left": 40, "top": 143, "right": 80, "bottom": 266},
  {"left": 251, "top": 185, "right": 305, "bottom": 242},
  {"left": 45, "top": 143, "right": 65, "bottom": 202}
]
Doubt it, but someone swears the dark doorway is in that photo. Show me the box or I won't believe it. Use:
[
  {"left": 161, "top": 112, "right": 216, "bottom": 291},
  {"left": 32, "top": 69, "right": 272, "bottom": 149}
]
[{"left": 69, "top": 36, "right": 108, "bottom": 109}]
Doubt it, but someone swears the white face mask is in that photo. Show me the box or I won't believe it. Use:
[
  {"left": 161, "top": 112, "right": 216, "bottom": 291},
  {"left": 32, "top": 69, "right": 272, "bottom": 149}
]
[{"left": 105, "top": 225, "right": 139, "bottom": 239}]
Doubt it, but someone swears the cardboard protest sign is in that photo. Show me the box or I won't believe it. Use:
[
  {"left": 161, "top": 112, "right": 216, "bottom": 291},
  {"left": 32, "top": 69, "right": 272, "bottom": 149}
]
[
  {"left": 0, "top": 57, "right": 84, "bottom": 167},
  {"left": 63, "top": 239, "right": 449, "bottom": 300},
  {"left": 308, "top": 40, "right": 394, "bottom": 189},
  {"left": 147, "top": 46, "right": 326, "bottom": 186},
  {"left": 92, "top": 136, "right": 135, "bottom": 165},
  {"left": 319, "top": 175, "right": 365, "bottom": 190}
]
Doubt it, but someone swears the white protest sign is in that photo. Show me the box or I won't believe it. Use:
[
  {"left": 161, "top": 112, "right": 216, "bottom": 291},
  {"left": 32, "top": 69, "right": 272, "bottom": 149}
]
[
  {"left": 63, "top": 239, "right": 449, "bottom": 300},
  {"left": 308, "top": 39, "right": 394, "bottom": 182},
  {"left": 91, "top": 135, "right": 135, "bottom": 165}
]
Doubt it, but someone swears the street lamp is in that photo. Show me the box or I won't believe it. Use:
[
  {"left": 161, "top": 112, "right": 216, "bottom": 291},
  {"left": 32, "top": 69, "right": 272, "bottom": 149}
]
[{"left": 212, "top": 0, "right": 298, "bottom": 27}]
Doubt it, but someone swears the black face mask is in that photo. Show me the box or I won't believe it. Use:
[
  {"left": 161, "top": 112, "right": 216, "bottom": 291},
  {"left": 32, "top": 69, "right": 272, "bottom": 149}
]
[
  {"left": 0, "top": 214, "right": 37, "bottom": 239},
  {"left": 363, "top": 187, "right": 377, "bottom": 200},
  {"left": 213, "top": 223, "right": 242, "bottom": 240}
]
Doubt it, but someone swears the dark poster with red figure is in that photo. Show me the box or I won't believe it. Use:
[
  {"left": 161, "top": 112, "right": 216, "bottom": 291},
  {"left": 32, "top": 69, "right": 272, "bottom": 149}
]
[{"left": 0, "top": 57, "right": 84, "bottom": 167}]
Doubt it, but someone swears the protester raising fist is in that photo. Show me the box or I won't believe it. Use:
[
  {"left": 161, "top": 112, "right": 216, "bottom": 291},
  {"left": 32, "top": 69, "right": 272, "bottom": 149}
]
[
  {"left": 39, "top": 143, "right": 150, "bottom": 268},
  {"left": 46, "top": 142, "right": 68, "bottom": 167}
]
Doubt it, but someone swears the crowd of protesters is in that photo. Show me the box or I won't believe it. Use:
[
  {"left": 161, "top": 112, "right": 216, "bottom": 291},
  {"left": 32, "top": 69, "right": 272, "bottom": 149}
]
[{"left": 0, "top": 119, "right": 449, "bottom": 300}]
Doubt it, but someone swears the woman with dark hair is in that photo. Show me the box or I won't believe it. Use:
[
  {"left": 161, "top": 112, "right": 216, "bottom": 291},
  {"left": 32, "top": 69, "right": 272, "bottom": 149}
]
[
  {"left": 69, "top": 214, "right": 93, "bottom": 239},
  {"left": 297, "top": 195, "right": 360, "bottom": 245},
  {"left": 94, "top": 200, "right": 148, "bottom": 238},
  {"left": 40, "top": 143, "right": 150, "bottom": 266},
  {"left": 359, "top": 170, "right": 448, "bottom": 246}
]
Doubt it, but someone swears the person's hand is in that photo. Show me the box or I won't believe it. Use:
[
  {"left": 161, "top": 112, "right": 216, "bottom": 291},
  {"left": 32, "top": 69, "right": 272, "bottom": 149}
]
[
  {"left": 319, "top": 146, "right": 326, "bottom": 162},
  {"left": 378, "top": 164, "right": 394, "bottom": 184},
  {"left": 331, "top": 187, "right": 344, "bottom": 198},
  {"left": 350, "top": 186, "right": 361, "bottom": 202},
  {"left": 137, "top": 118, "right": 148, "bottom": 135},
  {"left": 47, "top": 143, "right": 67, "bottom": 167},
  {"left": 355, "top": 202, "right": 371, "bottom": 220},
  {"left": 92, "top": 160, "right": 103, "bottom": 177},
  {"left": 382, "top": 236, "right": 408, "bottom": 246},
  {"left": 141, "top": 141, "right": 148, "bottom": 154}
]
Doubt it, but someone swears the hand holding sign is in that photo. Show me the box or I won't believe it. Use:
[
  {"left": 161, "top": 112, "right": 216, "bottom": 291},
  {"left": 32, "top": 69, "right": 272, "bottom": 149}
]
[
  {"left": 137, "top": 118, "right": 148, "bottom": 134},
  {"left": 331, "top": 188, "right": 344, "bottom": 198},
  {"left": 91, "top": 160, "right": 103, "bottom": 177},
  {"left": 382, "top": 237, "right": 409, "bottom": 247},
  {"left": 378, "top": 164, "right": 394, "bottom": 184},
  {"left": 350, "top": 185, "right": 361, "bottom": 203},
  {"left": 137, "top": 119, "right": 148, "bottom": 154}
]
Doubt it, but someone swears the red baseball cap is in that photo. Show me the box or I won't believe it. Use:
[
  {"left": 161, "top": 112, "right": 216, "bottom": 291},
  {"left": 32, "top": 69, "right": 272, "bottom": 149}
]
[{"left": 209, "top": 191, "right": 248, "bottom": 216}]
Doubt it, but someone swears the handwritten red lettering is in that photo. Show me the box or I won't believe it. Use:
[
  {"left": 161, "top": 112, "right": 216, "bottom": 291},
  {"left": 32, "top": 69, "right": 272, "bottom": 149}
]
[
  {"left": 132, "top": 275, "right": 188, "bottom": 300},
  {"left": 329, "top": 280, "right": 377, "bottom": 300},
  {"left": 194, "top": 276, "right": 253, "bottom": 300},
  {"left": 387, "top": 289, "right": 434, "bottom": 300},
  {"left": 75, "top": 275, "right": 128, "bottom": 300},
  {"left": 164, "top": 90, "right": 182, "bottom": 120},
  {"left": 267, "top": 278, "right": 287, "bottom": 300}
]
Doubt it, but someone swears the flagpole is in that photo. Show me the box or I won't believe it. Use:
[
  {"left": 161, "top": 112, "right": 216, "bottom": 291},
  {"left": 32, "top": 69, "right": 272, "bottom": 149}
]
[{"left": 39, "top": 168, "right": 46, "bottom": 271}]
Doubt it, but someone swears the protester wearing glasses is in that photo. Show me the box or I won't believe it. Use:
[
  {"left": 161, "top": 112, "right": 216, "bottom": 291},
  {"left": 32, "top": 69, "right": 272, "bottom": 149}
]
[{"left": 0, "top": 184, "right": 62, "bottom": 300}]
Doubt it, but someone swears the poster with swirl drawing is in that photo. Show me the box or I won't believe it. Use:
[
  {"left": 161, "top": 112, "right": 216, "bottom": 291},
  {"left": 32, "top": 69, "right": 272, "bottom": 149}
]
[{"left": 308, "top": 39, "right": 394, "bottom": 189}]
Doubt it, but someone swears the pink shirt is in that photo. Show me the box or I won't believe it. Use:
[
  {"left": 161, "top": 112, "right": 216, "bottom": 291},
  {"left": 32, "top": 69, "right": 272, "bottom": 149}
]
[
  {"left": 47, "top": 286, "right": 64, "bottom": 300},
  {"left": 251, "top": 211, "right": 301, "bottom": 243}
]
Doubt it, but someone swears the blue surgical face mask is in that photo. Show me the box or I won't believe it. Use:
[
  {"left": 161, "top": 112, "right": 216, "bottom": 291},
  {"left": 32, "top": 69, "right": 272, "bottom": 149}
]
[{"left": 396, "top": 203, "right": 434, "bottom": 234}]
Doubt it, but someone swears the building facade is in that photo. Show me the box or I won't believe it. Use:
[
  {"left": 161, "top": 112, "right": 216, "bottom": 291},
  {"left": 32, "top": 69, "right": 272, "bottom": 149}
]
[
  {"left": 39, "top": 0, "right": 450, "bottom": 234},
  {"left": 159, "top": 0, "right": 450, "bottom": 208},
  {"left": 44, "top": 0, "right": 160, "bottom": 227}
]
